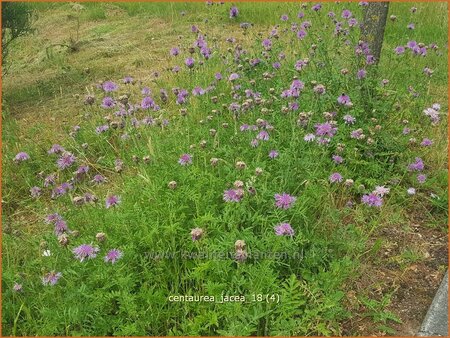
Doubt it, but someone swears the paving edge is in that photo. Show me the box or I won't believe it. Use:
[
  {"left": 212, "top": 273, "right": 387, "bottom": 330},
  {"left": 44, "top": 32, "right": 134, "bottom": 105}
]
[{"left": 417, "top": 270, "right": 448, "bottom": 336}]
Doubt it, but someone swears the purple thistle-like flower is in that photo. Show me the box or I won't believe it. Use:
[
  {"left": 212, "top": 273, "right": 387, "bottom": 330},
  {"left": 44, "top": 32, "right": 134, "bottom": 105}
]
[
  {"left": 228, "top": 73, "right": 240, "bottom": 81},
  {"left": 101, "top": 97, "right": 115, "bottom": 109},
  {"left": 342, "top": 9, "right": 352, "bottom": 19},
  {"left": 329, "top": 172, "right": 343, "bottom": 183},
  {"left": 215, "top": 72, "right": 222, "bottom": 80},
  {"left": 297, "top": 29, "right": 307, "bottom": 40},
  {"left": 54, "top": 219, "right": 69, "bottom": 236},
  {"left": 92, "top": 174, "right": 106, "bottom": 184},
  {"left": 407, "top": 23, "right": 415, "bottom": 30},
  {"left": 42, "top": 271, "right": 62, "bottom": 286},
  {"left": 407, "top": 157, "right": 424, "bottom": 171},
  {"left": 275, "top": 223, "right": 295, "bottom": 236},
  {"left": 280, "top": 14, "right": 288, "bottom": 21},
  {"left": 30, "top": 186, "right": 42, "bottom": 198},
  {"left": 170, "top": 47, "right": 179, "bottom": 56},
  {"left": 48, "top": 144, "right": 65, "bottom": 155},
  {"left": 304, "top": 133, "right": 316, "bottom": 142},
  {"left": 185, "top": 57, "right": 194, "bottom": 68},
  {"left": 417, "top": 174, "right": 427, "bottom": 184},
  {"left": 229, "top": 6, "right": 239, "bottom": 18},
  {"left": 96, "top": 125, "right": 109, "bottom": 134},
  {"left": 269, "top": 150, "right": 279, "bottom": 159},
  {"left": 361, "top": 193, "right": 383, "bottom": 207},
  {"left": 105, "top": 195, "right": 121, "bottom": 208},
  {"left": 312, "top": 3, "right": 322, "bottom": 11},
  {"left": 357, "top": 69, "right": 367, "bottom": 80},
  {"left": 348, "top": 18, "right": 358, "bottom": 27},
  {"left": 256, "top": 130, "right": 270, "bottom": 141},
  {"left": 274, "top": 193, "right": 297, "bottom": 209},
  {"left": 315, "top": 122, "right": 337, "bottom": 137},
  {"left": 395, "top": 46, "right": 406, "bottom": 55},
  {"left": 13, "top": 283, "right": 23, "bottom": 292},
  {"left": 104, "top": 249, "right": 123, "bottom": 264},
  {"left": 57, "top": 152, "right": 76, "bottom": 169},
  {"left": 141, "top": 96, "right": 155, "bottom": 109},
  {"left": 102, "top": 81, "right": 118, "bottom": 92},
  {"left": 73, "top": 244, "right": 99, "bottom": 262},
  {"left": 262, "top": 39, "right": 272, "bottom": 50},
  {"left": 421, "top": 138, "right": 433, "bottom": 147},
  {"left": 223, "top": 188, "right": 244, "bottom": 202},
  {"left": 332, "top": 155, "right": 344, "bottom": 164},
  {"left": 14, "top": 152, "right": 30, "bottom": 163},
  {"left": 373, "top": 186, "right": 390, "bottom": 197},
  {"left": 337, "top": 94, "right": 352, "bottom": 107},
  {"left": 178, "top": 153, "right": 193, "bottom": 166},
  {"left": 45, "top": 213, "right": 62, "bottom": 224},
  {"left": 343, "top": 114, "right": 356, "bottom": 124},
  {"left": 123, "top": 76, "right": 133, "bottom": 84}
]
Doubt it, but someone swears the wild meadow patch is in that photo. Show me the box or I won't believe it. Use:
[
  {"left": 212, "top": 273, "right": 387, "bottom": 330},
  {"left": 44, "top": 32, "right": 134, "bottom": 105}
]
[{"left": 2, "top": 2, "right": 448, "bottom": 336}]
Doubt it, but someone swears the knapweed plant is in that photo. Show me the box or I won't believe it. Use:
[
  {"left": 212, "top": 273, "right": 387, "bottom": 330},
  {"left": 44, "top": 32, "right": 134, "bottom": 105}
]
[{"left": 2, "top": 2, "right": 448, "bottom": 336}]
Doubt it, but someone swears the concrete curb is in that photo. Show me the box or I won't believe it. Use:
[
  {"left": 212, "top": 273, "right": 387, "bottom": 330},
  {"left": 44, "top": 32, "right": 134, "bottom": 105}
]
[{"left": 417, "top": 270, "right": 448, "bottom": 336}]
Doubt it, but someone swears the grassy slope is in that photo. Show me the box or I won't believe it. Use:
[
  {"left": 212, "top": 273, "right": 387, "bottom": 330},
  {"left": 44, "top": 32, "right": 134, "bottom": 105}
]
[{"left": 2, "top": 2, "right": 448, "bottom": 336}]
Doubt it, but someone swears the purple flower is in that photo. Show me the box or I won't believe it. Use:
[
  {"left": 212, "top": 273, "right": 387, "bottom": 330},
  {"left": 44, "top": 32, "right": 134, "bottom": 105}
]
[
  {"left": 101, "top": 97, "right": 115, "bottom": 109},
  {"left": 337, "top": 94, "right": 352, "bottom": 107},
  {"left": 57, "top": 152, "right": 76, "bottom": 169},
  {"left": 45, "top": 213, "right": 62, "bottom": 224},
  {"left": 96, "top": 125, "right": 109, "bottom": 134},
  {"left": 141, "top": 96, "right": 155, "bottom": 109},
  {"left": 373, "top": 186, "right": 390, "bottom": 197},
  {"left": 229, "top": 6, "right": 238, "bottom": 18},
  {"left": 14, "top": 152, "right": 30, "bottom": 163},
  {"left": 170, "top": 47, "right": 179, "bottom": 56},
  {"left": 408, "top": 157, "right": 424, "bottom": 171},
  {"left": 269, "top": 150, "right": 279, "bottom": 159},
  {"left": 256, "top": 130, "right": 270, "bottom": 141},
  {"left": 92, "top": 174, "right": 106, "bottom": 184},
  {"left": 343, "top": 114, "right": 356, "bottom": 124},
  {"left": 178, "top": 153, "right": 193, "bottom": 166},
  {"left": 274, "top": 223, "right": 295, "bottom": 236},
  {"left": 341, "top": 9, "right": 352, "bottom": 19},
  {"left": 73, "top": 244, "right": 99, "bottom": 262},
  {"left": 417, "top": 174, "right": 427, "bottom": 184},
  {"left": 407, "top": 23, "right": 415, "bottom": 30},
  {"left": 123, "top": 76, "right": 133, "bottom": 84},
  {"left": 42, "top": 271, "right": 62, "bottom": 286},
  {"left": 274, "top": 193, "right": 297, "bottom": 209},
  {"left": 228, "top": 73, "right": 240, "bottom": 81},
  {"left": 30, "top": 186, "right": 42, "bottom": 198},
  {"left": 262, "top": 39, "right": 272, "bottom": 50},
  {"left": 44, "top": 174, "right": 57, "bottom": 187},
  {"left": 332, "top": 155, "right": 344, "bottom": 164},
  {"left": 407, "top": 187, "right": 416, "bottom": 195},
  {"left": 223, "top": 188, "right": 244, "bottom": 202},
  {"left": 361, "top": 193, "right": 383, "bottom": 207},
  {"left": 54, "top": 219, "right": 69, "bottom": 236},
  {"left": 215, "top": 72, "right": 222, "bottom": 80},
  {"left": 421, "top": 138, "right": 433, "bottom": 147},
  {"left": 297, "top": 29, "right": 307, "bottom": 40},
  {"left": 348, "top": 18, "right": 358, "bottom": 27},
  {"left": 329, "top": 172, "right": 343, "bottom": 183},
  {"left": 105, "top": 195, "right": 121, "bottom": 208},
  {"left": 395, "top": 46, "right": 406, "bottom": 55},
  {"left": 250, "top": 139, "right": 259, "bottom": 148},
  {"left": 185, "top": 58, "right": 194, "bottom": 68},
  {"left": 48, "top": 144, "right": 65, "bottom": 155},
  {"left": 104, "top": 249, "right": 123, "bottom": 264},
  {"left": 280, "top": 14, "right": 288, "bottom": 21},
  {"left": 357, "top": 69, "right": 367, "bottom": 80},
  {"left": 304, "top": 133, "right": 315, "bottom": 142},
  {"left": 312, "top": 3, "right": 322, "bottom": 11},
  {"left": 315, "top": 122, "right": 337, "bottom": 137},
  {"left": 13, "top": 283, "right": 23, "bottom": 292},
  {"left": 102, "top": 81, "right": 118, "bottom": 92}
]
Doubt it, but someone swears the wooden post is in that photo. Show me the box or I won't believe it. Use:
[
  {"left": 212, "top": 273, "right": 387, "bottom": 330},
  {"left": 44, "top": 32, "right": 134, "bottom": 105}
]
[{"left": 360, "top": 2, "right": 390, "bottom": 64}]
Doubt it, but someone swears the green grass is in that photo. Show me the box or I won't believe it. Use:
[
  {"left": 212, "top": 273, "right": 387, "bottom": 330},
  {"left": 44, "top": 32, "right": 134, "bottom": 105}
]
[{"left": 2, "top": 2, "right": 448, "bottom": 336}]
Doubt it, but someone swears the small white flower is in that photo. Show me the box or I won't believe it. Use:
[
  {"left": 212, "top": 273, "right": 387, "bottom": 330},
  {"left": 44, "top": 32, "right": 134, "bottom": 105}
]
[
  {"left": 42, "top": 250, "right": 51, "bottom": 257},
  {"left": 407, "top": 188, "right": 416, "bottom": 195}
]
